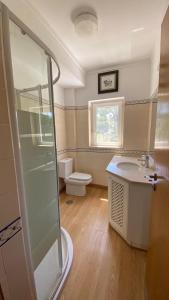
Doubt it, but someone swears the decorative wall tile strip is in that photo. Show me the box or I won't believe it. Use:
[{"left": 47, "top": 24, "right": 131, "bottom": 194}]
[
  {"left": 54, "top": 104, "right": 88, "bottom": 110},
  {"left": 0, "top": 217, "right": 22, "bottom": 247},
  {"left": 17, "top": 93, "right": 157, "bottom": 111},
  {"left": 54, "top": 98, "right": 158, "bottom": 110},
  {"left": 17, "top": 91, "right": 49, "bottom": 105},
  {"left": 65, "top": 105, "right": 88, "bottom": 110},
  {"left": 16, "top": 92, "right": 65, "bottom": 110},
  {"left": 57, "top": 149, "right": 67, "bottom": 155},
  {"left": 125, "top": 98, "right": 158, "bottom": 105},
  {"left": 54, "top": 103, "right": 65, "bottom": 110},
  {"left": 57, "top": 147, "right": 154, "bottom": 156}
]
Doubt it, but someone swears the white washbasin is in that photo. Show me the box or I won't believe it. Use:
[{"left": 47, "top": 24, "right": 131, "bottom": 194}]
[
  {"left": 117, "top": 162, "right": 140, "bottom": 171},
  {"left": 106, "top": 156, "right": 154, "bottom": 184}
]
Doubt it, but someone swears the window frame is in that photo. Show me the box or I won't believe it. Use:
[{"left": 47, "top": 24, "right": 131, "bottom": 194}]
[
  {"left": 88, "top": 97, "right": 125, "bottom": 148},
  {"left": 154, "top": 100, "right": 169, "bottom": 150}
]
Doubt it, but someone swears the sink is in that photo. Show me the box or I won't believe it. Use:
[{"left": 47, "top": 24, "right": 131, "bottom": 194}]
[
  {"left": 107, "top": 155, "right": 154, "bottom": 185},
  {"left": 117, "top": 162, "right": 140, "bottom": 171}
]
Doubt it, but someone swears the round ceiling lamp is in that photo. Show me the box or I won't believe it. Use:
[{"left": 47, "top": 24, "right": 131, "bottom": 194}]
[{"left": 73, "top": 12, "right": 98, "bottom": 37}]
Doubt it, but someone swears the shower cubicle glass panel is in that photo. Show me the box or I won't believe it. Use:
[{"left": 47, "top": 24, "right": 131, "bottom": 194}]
[{"left": 9, "top": 20, "right": 62, "bottom": 299}]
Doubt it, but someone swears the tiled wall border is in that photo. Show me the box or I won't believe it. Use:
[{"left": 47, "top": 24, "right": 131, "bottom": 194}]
[
  {"left": 17, "top": 91, "right": 49, "bottom": 104},
  {"left": 54, "top": 103, "right": 87, "bottom": 110},
  {"left": 57, "top": 149, "right": 67, "bottom": 155},
  {"left": 54, "top": 98, "right": 158, "bottom": 111},
  {"left": 19, "top": 92, "right": 157, "bottom": 110},
  {"left": 125, "top": 99, "right": 157, "bottom": 105},
  {"left": 57, "top": 147, "right": 154, "bottom": 156}
]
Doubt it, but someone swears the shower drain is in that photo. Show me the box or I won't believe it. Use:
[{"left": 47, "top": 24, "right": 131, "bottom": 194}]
[{"left": 65, "top": 199, "right": 75, "bottom": 205}]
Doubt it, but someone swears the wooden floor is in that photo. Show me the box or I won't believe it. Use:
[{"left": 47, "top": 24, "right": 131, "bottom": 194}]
[{"left": 59, "top": 186, "right": 146, "bottom": 300}]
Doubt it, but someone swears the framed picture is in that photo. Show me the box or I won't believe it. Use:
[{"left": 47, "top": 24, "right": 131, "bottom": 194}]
[{"left": 98, "top": 70, "right": 119, "bottom": 94}]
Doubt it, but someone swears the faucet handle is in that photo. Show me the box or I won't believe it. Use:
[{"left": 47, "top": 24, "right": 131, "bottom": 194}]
[
  {"left": 138, "top": 154, "right": 150, "bottom": 167},
  {"left": 137, "top": 156, "right": 146, "bottom": 166},
  {"left": 138, "top": 155, "right": 145, "bottom": 161}
]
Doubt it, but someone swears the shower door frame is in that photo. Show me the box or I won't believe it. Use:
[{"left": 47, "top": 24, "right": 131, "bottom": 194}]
[{"left": 0, "top": 2, "right": 63, "bottom": 299}]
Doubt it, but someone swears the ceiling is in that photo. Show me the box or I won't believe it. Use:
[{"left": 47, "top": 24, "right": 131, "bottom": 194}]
[{"left": 26, "top": 0, "right": 168, "bottom": 71}]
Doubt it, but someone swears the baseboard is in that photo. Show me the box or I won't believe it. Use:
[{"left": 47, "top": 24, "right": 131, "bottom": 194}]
[
  {"left": 89, "top": 183, "right": 108, "bottom": 189},
  {"left": 59, "top": 183, "right": 107, "bottom": 194},
  {"left": 59, "top": 185, "right": 66, "bottom": 194}
]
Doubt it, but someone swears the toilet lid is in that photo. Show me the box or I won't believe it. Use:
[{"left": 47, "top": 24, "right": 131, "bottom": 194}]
[{"left": 69, "top": 172, "right": 92, "bottom": 181}]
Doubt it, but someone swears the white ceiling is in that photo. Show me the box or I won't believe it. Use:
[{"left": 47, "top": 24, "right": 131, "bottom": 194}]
[{"left": 26, "top": 0, "right": 168, "bottom": 70}]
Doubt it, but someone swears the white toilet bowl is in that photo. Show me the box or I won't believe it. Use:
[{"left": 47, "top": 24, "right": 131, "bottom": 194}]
[
  {"left": 65, "top": 172, "right": 92, "bottom": 196},
  {"left": 58, "top": 158, "right": 92, "bottom": 196}
]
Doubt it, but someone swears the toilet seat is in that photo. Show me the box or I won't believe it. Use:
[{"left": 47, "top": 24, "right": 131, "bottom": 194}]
[
  {"left": 65, "top": 172, "right": 92, "bottom": 186},
  {"left": 68, "top": 172, "right": 92, "bottom": 182}
]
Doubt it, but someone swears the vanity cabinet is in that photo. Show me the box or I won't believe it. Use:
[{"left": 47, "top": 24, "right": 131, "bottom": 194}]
[{"left": 108, "top": 173, "right": 153, "bottom": 250}]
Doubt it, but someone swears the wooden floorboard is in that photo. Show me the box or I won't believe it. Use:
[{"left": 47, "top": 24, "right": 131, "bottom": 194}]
[{"left": 59, "top": 186, "right": 146, "bottom": 300}]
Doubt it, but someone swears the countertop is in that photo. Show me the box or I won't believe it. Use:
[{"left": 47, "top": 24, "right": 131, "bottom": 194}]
[{"left": 106, "top": 156, "right": 155, "bottom": 185}]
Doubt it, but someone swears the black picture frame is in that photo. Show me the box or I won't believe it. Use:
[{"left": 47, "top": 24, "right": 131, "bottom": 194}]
[{"left": 98, "top": 70, "right": 119, "bottom": 94}]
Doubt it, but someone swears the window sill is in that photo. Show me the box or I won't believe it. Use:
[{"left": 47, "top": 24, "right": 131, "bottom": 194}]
[{"left": 155, "top": 147, "right": 169, "bottom": 150}]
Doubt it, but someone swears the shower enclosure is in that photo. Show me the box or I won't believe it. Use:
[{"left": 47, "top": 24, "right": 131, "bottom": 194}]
[{"left": 0, "top": 3, "right": 72, "bottom": 300}]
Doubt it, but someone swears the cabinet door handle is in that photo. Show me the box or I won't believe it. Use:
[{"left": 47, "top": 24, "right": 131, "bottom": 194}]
[{"left": 149, "top": 173, "right": 165, "bottom": 181}]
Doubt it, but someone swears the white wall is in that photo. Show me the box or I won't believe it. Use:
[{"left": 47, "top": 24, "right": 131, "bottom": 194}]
[
  {"left": 69, "top": 59, "right": 152, "bottom": 106},
  {"left": 64, "top": 88, "right": 76, "bottom": 106},
  {"left": 53, "top": 84, "right": 65, "bottom": 106},
  {"left": 2, "top": 0, "right": 85, "bottom": 87}
]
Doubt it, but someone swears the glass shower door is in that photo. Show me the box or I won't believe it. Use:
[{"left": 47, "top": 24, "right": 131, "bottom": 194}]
[{"left": 9, "top": 20, "right": 62, "bottom": 300}]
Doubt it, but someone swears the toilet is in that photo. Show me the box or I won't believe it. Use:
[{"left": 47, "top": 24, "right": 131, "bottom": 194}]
[{"left": 58, "top": 158, "right": 92, "bottom": 196}]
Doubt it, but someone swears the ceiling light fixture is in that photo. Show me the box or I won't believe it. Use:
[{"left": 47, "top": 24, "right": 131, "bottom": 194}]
[
  {"left": 73, "top": 12, "right": 98, "bottom": 37},
  {"left": 132, "top": 27, "right": 144, "bottom": 33}
]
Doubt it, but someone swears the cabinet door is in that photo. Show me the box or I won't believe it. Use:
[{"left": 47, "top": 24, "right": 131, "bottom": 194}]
[
  {"left": 146, "top": 6, "right": 169, "bottom": 300},
  {"left": 0, "top": 231, "right": 35, "bottom": 300},
  {"left": 0, "top": 286, "right": 4, "bottom": 300},
  {"left": 108, "top": 175, "right": 129, "bottom": 239},
  {"left": 0, "top": 287, "right": 4, "bottom": 300}
]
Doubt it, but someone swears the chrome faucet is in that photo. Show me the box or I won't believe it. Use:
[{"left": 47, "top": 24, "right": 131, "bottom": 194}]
[{"left": 138, "top": 155, "right": 150, "bottom": 168}]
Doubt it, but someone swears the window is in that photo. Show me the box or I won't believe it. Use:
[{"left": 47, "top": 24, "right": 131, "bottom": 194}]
[
  {"left": 89, "top": 98, "right": 124, "bottom": 148},
  {"left": 30, "top": 106, "right": 54, "bottom": 146},
  {"left": 155, "top": 101, "right": 169, "bottom": 149}
]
